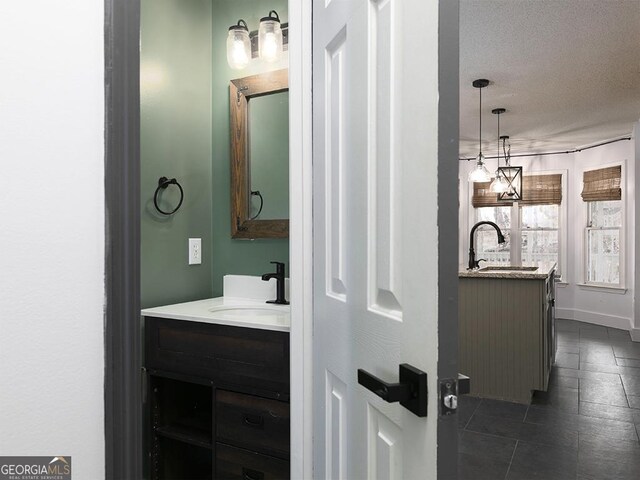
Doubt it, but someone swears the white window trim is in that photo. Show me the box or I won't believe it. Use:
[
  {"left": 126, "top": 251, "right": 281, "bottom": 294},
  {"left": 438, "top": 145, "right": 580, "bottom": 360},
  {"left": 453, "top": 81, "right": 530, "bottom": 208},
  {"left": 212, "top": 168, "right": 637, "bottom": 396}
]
[
  {"left": 471, "top": 170, "right": 568, "bottom": 279},
  {"left": 576, "top": 283, "right": 627, "bottom": 294},
  {"left": 581, "top": 161, "right": 625, "bottom": 289}
]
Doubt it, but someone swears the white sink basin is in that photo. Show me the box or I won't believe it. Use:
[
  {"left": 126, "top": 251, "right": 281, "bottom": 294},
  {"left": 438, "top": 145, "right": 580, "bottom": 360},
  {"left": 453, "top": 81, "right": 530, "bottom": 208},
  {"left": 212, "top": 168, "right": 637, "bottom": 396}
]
[
  {"left": 206, "top": 302, "right": 290, "bottom": 328},
  {"left": 208, "top": 304, "right": 289, "bottom": 317}
]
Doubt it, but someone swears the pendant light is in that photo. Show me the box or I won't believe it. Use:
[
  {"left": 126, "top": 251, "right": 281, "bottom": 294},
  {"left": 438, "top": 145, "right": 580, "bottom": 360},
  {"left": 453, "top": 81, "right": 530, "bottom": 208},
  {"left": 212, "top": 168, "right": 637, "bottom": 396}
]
[
  {"left": 497, "top": 136, "right": 523, "bottom": 201},
  {"left": 258, "top": 10, "right": 283, "bottom": 62},
  {"left": 227, "top": 19, "right": 251, "bottom": 70},
  {"left": 489, "top": 108, "right": 509, "bottom": 193},
  {"left": 468, "top": 79, "right": 492, "bottom": 182}
]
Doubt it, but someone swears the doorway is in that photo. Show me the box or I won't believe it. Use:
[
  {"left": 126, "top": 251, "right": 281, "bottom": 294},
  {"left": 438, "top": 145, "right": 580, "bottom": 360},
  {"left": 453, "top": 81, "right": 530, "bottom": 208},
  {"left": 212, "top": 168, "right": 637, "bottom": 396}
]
[{"left": 104, "top": 1, "right": 459, "bottom": 478}]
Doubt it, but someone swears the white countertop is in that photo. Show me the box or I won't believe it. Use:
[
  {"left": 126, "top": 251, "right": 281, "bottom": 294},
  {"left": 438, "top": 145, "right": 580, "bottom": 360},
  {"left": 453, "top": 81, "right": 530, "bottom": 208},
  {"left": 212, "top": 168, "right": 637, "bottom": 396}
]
[
  {"left": 141, "top": 296, "right": 290, "bottom": 332},
  {"left": 459, "top": 262, "right": 557, "bottom": 279}
]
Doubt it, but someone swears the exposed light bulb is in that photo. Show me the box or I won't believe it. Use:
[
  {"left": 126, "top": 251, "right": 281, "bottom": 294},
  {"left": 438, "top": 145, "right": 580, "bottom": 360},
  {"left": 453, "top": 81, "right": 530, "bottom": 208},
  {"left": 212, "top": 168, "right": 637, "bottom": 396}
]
[
  {"left": 227, "top": 20, "right": 250, "bottom": 70},
  {"left": 259, "top": 11, "right": 283, "bottom": 62},
  {"left": 489, "top": 171, "right": 508, "bottom": 193},
  {"left": 230, "top": 40, "right": 249, "bottom": 68},
  {"left": 468, "top": 154, "right": 492, "bottom": 182},
  {"left": 261, "top": 32, "right": 279, "bottom": 62}
]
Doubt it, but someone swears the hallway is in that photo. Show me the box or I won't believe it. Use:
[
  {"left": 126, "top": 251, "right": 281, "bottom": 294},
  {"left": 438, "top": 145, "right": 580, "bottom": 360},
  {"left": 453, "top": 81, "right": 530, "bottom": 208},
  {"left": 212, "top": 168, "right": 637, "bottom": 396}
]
[{"left": 458, "top": 319, "right": 640, "bottom": 480}]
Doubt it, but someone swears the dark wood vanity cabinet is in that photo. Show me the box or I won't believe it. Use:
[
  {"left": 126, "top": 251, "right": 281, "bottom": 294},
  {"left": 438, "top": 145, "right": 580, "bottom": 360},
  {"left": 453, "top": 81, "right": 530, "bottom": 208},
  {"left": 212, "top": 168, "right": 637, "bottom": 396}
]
[{"left": 145, "top": 317, "right": 290, "bottom": 480}]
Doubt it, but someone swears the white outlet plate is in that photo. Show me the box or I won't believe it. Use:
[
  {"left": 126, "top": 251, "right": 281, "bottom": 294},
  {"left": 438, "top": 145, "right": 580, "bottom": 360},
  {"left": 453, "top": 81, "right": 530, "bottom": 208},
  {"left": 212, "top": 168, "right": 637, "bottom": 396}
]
[{"left": 188, "top": 238, "right": 202, "bottom": 265}]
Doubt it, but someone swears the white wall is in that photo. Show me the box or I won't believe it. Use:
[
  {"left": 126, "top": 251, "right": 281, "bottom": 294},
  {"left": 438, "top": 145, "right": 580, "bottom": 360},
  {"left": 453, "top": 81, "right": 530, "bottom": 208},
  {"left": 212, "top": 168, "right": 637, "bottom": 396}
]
[
  {"left": 559, "top": 139, "right": 635, "bottom": 333},
  {"left": 460, "top": 135, "right": 637, "bottom": 335},
  {"left": 634, "top": 121, "right": 640, "bottom": 339},
  {"left": 0, "top": 1, "right": 105, "bottom": 477}
]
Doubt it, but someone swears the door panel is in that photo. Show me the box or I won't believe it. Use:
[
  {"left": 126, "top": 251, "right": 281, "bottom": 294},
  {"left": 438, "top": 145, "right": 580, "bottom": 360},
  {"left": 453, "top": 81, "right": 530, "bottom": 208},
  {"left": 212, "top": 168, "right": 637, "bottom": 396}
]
[
  {"left": 325, "top": 371, "right": 347, "bottom": 479},
  {"left": 367, "top": 404, "right": 402, "bottom": 480},
  {"left": 313, "top": 2, "right": 354, "bottom": 478},
  {"left": 325, "top": 27, "right": 348, "bottom": 302},
  {"left": 367, "top": 0, "right": 403, "bottom": 319},
  {"left": 313, "top": 1, "right": 444, "bottom": 479}
]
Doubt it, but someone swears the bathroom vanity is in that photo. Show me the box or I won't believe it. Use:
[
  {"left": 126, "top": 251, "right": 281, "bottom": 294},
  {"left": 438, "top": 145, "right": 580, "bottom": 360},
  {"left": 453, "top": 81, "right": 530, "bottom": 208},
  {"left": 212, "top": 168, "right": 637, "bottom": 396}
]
[
  {"left": 458, "top": 262, "right": 556, "bottom": 404},
  {"left": 142, "top": 288, "right": 290, "bottom": 480}
]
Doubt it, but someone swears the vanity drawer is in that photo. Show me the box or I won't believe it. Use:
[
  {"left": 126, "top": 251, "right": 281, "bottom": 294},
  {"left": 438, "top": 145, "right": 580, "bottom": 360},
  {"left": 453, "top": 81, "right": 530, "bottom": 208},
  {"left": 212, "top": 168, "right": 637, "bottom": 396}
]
[
  {"left": 216, "top": 390, "right": 289, "bottom": 458},
  {"left": 216, "top": 443, "right": 289, "bottom": 480},
  {"left": 145, "top": 317, "right": 289, "bottom": 396}
]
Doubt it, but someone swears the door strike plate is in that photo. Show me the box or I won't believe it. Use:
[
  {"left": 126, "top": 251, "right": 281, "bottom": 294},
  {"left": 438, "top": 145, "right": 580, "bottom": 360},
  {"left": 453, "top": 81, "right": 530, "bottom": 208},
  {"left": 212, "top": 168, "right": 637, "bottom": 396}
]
[{"left": 440, "top": 374, "right": 470, "bottom": 416}]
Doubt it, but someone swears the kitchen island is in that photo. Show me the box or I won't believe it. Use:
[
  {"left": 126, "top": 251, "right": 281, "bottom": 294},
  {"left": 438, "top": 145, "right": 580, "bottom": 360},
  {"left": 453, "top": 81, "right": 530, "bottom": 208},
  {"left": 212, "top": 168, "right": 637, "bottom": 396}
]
[{"left": 459, "top": 262, "right": 557, "bottom": 404}]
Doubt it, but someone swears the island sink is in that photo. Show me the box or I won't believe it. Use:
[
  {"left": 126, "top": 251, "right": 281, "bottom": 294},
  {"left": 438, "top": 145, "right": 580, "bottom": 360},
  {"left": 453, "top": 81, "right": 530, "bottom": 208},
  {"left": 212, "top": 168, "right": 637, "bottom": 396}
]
[{"left": 478, "top": 266, "right": 538, "bottom": 272}]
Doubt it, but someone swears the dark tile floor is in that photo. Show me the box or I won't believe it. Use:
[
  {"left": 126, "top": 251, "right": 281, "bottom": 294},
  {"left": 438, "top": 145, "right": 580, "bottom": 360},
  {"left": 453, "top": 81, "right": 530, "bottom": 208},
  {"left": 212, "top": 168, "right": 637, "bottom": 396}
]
[{"left": 458, "top": 319, "right": 640, "bottom": 480}]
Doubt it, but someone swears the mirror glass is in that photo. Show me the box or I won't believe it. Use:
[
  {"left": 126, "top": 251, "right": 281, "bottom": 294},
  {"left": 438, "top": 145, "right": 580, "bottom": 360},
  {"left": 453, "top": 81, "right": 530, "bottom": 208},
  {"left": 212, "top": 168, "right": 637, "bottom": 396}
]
[{"left": 248, "top": 91, "right": 289, "bottom": 220}]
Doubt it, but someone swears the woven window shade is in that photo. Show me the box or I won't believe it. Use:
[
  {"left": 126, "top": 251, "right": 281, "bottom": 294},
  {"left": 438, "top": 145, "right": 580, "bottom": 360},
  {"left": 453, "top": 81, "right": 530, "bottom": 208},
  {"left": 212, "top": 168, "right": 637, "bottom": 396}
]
[
  {"left": 472, "top": 174, "right": 562, "bottom": 207},
  {"left": 519, "top": 174, "right": 562, "bottom": 205},
  {"left": 472, "top": 182, "right": 512, "bottom": 207},
  {"left": 581, "top": 166, "right": 621, "bottom": 201}
]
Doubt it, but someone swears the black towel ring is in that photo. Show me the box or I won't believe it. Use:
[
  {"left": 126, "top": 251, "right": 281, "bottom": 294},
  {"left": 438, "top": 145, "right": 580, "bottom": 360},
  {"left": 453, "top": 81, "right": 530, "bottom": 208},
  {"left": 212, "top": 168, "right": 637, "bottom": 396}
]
[
  {"left": 154, "top": 176, "right": 184, "bottom": 215},
  {"left": 250, "top": 190, "right": 264, "bottom": 220}
]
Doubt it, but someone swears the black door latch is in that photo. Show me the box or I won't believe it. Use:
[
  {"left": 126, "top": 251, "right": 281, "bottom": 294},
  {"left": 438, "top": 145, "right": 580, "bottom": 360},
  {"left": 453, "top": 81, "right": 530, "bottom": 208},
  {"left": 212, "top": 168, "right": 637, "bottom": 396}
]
[{"left": 357, "top": 363, "right": 428, "bottom": 417}]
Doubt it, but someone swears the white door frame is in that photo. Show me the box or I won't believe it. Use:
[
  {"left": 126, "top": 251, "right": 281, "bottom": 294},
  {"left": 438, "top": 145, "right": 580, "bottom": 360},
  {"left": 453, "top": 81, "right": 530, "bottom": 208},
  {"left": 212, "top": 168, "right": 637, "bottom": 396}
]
[{"left": 288, "top": 0, "right": 314, "bottom": 478}]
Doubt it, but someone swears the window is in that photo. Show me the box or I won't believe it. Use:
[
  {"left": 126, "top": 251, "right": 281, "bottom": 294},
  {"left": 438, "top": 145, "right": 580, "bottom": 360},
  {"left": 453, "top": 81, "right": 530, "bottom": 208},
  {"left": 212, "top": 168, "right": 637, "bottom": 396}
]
[
  {"left": 585, "top": 200, "right": 622, "bottom": 286},
  {"left": 581, "top": 165, "right": 623, "bottom": 288},
  {"left": 473, "top": 173, "right": 564, "bottom": 275},
  {"left": 476, "top": 206, "right": 511, "bottom": 264},
  {"left": 475, "top": 204, "right": 560, "bottom": 272},
  {"left": 521, "top": 205, "right": 559, "bottom": 266}
]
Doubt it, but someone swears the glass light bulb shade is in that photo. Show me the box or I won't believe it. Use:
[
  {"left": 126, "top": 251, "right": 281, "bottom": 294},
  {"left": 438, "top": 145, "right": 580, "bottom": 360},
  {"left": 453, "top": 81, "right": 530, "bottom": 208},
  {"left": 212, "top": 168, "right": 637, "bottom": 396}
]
[
  {"left": 468, "top": 154, "right": 492, "bottom": 182},
  {"left": 227, "top": 28, "right": 250, "bottom": 70},
  {"left": 258, "top": 20, "right": 283, "bottom": 62},
  {"left": 489, "top": 171, "right": 508, "bottom": 193}
]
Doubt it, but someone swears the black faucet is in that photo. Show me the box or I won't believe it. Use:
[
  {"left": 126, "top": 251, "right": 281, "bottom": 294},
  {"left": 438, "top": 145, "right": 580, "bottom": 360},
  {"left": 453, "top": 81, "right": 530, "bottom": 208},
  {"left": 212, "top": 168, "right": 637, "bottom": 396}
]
[
  {"left": 261, "top": 261, "right": 289, "bottom": 305},
  {"left": 468, "top": 221, "right": 506, "bottom": 270}
]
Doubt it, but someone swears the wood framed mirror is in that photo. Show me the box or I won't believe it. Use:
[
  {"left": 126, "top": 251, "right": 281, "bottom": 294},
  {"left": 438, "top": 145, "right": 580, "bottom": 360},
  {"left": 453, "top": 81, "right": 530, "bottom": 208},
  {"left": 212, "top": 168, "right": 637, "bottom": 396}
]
[{"left": 230, "top": 69, "right": 289, "bottom": 239}]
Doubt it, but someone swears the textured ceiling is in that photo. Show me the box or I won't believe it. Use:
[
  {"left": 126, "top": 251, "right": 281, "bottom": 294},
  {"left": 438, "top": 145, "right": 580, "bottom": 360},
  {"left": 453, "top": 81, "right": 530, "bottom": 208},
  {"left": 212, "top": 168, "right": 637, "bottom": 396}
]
[{"left": 459, "top": 0, "right": 640, "bottom": 158}]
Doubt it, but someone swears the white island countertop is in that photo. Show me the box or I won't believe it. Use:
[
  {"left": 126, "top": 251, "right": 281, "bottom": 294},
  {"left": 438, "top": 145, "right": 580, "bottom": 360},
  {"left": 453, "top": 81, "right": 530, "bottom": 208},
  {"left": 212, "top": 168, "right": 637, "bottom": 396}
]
[
  {"left": 141, "top": 296, "right": 290, "bottom": 332},
  {"left": 458, "top": 262, "right": 557, "bottom": 279}
]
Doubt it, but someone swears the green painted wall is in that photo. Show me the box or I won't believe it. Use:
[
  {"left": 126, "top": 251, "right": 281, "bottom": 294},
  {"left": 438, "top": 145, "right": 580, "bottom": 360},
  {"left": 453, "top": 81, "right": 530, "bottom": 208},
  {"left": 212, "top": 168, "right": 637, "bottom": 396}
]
[
  {"left": 211, "top": 0, "right": 290, "bottom": 296},
  {"left": 140, "top": 0, "right": 213, "bottom": 308}
]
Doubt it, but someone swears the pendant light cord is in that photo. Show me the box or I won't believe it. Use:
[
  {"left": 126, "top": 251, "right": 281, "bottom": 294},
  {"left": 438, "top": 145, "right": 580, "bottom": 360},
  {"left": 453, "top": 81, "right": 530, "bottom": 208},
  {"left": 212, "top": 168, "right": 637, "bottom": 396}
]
[
  {"left": 496, "top": 112, "right": 500, "bottom": 168},
  {"left": 503, "top": 138, "right": 510, "bottom": 167},
  {"left": 479, "top": 85, "right": 482, "bottom": 156}
]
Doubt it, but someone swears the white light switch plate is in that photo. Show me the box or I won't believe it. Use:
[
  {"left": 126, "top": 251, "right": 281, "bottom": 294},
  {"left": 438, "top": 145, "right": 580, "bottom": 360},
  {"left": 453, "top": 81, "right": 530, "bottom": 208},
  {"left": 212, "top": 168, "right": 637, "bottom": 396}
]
[{"left": 188, "top": 238, "right": 202, "bottom": 265}]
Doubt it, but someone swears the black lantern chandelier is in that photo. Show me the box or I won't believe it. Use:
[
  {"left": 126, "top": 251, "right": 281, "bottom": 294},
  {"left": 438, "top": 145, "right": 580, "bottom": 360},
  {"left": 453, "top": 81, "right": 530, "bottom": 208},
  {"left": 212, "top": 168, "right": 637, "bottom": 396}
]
[
  {"left": 497, "top": 134, "right": 523, "bottom": 201},
  {"left": 487, "top": 106, "right": 523, "bottom": 201}
]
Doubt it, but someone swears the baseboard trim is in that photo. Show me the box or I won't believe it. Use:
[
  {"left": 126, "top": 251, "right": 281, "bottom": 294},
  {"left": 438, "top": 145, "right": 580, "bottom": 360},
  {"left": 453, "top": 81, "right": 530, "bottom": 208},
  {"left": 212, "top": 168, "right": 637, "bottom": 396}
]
[
  {"left": 555, "top": 308, "right": 575, "bottom": 321},
  {"left": 631, "top": 329, "right": 640, "bottom": 342},
  {"left": 555, "top": 307, "right": 632, "bottom": 332}
]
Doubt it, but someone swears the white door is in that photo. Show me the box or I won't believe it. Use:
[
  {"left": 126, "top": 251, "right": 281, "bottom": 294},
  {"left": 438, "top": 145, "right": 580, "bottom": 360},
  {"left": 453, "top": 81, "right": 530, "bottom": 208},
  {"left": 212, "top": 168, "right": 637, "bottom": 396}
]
[{"left": 313, "top": 0, "right": 457, "bottom": 479}]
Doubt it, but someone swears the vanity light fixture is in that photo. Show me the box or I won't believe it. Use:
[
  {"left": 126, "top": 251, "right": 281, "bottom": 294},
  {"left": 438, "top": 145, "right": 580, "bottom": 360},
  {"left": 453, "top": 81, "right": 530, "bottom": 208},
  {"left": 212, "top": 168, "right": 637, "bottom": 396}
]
[
  {"left": 258, "top": 10, "right": 283, "bottom": 62},
  {"left": 468, "top": 79, "right": 492, "bottom": 183},
  {"left": 489, "top": 108, "right": 509, "bottom": 194},
  {"left": 497, "top": 135, "right": 523, "bottom": 201},
  {"left": 227, "top": 19, "right": 251, "bottom": 70}
]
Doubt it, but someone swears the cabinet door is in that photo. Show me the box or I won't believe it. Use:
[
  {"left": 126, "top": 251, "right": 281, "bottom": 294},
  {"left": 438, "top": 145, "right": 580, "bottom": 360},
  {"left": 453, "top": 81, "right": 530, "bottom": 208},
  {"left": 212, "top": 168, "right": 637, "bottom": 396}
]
[
  {"left": 216, "top": 443, "right": 289, "bottom": 480},
  {"left": 216, "top": 390, "right": 289, "bottom": 459},
  {"left": 542, "top": 298, "right": 554, "bottom": 390}
]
